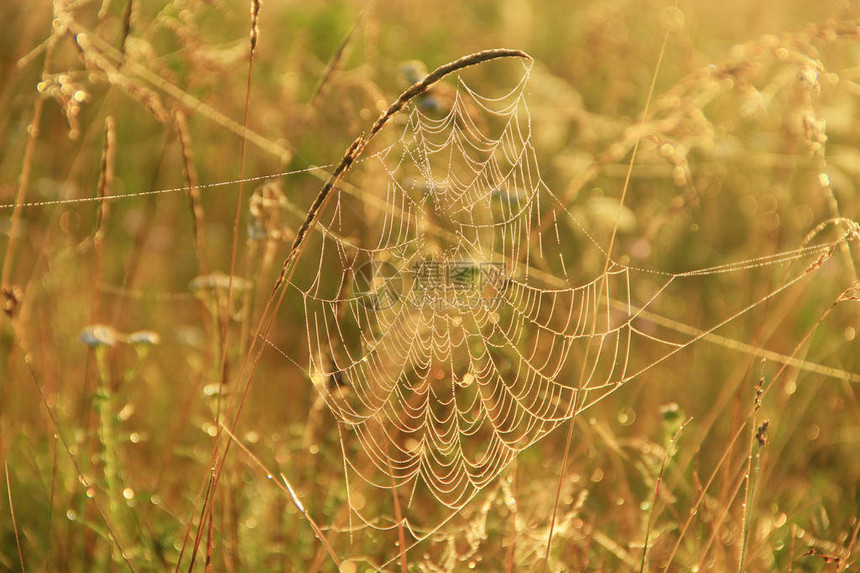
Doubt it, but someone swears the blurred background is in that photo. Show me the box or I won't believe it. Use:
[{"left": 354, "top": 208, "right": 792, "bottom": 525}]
[{"left": 0, "top": 0, "right": 858, "bottom": 571}]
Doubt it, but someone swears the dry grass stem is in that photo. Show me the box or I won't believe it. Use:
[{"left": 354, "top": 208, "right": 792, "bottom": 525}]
[{"left": 174, "top": 109, "right": 208, "bottom": 274}]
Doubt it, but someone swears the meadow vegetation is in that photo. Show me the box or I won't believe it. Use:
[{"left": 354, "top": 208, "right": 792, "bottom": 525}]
[{"left": 0, "top": 0, "right": 858, "bottom": 571}]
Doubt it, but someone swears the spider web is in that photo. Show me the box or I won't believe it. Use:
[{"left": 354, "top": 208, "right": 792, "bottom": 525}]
[{"left": 279, "top": 60, "right": 853, "bottom": 546}]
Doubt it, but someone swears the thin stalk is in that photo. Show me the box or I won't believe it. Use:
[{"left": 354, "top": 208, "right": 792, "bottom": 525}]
[
  {"left": 5, "top": 460, "right": 27, "bottom": 572},
  {"left": 191, "top": 2, "right": 262, "bottom": 570},
  {"left": 92, "top": 116, "right": 116, "bottom": 323},
  {"left": 218, "top": 423, "right": 341, "bottom": 569},
  {"left": 504, "top": 461, "right": 518, "bottom": 573},
  {"left": 174, "top": 109, "right": 208, "bottom": 274},
  {"left": 1, "top": 38, "right": 53, "bottom": 304},
  {"left": 218, "top": 0, "right": 261, "bottom": 406},
  {"left": 640, "top": 419, "right": 689, "bottom": 573},
  {"left": 739, "top": 373, "right": 767, "bottom": 572},
  {"left": 661, "top": 280, "right": 854, "bottom": 571},
  {"left": 387, "top": 446, "right": 408, "bottom": 573},
  {"left": 93, "top": 346, "right": 124, "bottom": 566},
  {"left": 542, "top": 5, "right": 674, "bottom": 566}
]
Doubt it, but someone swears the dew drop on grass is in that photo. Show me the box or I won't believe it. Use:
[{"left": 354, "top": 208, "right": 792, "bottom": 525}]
[
  {"left": 66, "top": 509, "right": 77, "bottom": 521},
  {"left": 118, "top": 403, "right": 135, "bottom": 421},
  {"left": 617, "top": 407, "right": 635, "bottom": 425},
  {"left": 351, "top": 492, "right": 367, "bottom": 511},
  {"left": 123, "top": 488, "right": 135, "bottom": 500},
  {"left": 458, "top": 373, "right": 475, "bottom": 387}
]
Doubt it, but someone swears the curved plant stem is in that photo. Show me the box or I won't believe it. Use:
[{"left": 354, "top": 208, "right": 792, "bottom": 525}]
[{"left": 209, "top": 47, "right": 531, "bottom": 571}]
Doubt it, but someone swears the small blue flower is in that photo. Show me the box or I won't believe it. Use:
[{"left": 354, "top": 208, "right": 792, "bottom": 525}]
[{"left": 79, "top": 324, "right": 120, "bottom": 348}]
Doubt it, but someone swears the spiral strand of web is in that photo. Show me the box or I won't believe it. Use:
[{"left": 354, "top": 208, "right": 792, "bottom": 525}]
[{"left": 282, "top": 60, "right": 850, "bottom": 534}]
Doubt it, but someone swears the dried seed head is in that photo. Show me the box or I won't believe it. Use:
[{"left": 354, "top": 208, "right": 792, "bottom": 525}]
[
  {"left": 190, "top": 273, "right": 250, "bottom": 319},
  {"left": 2, "top": 285, "right": 22, "bottom": 317},
  {"left": 249, "top": 0, "right": 261, "bottom": 50},
  {"left": 189, "top": 272, "right": 250, "bottom": 294},
  {"left": 38, "top": 73, "right": 90, "bottom": 139},
  {"left": 755, "top": 420, "right": 771, "bottom": 447},
  {"left": 248, "top": 180, "right": 289, "bottom": 242}
]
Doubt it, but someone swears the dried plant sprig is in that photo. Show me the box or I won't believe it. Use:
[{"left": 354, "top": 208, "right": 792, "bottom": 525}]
[
  {"left": 249, "top": 0, "right": 261, "bottom": 51},
  {"left": 218, "top": 0, "right": 263, "bottom": 388},
  {"left": 72, "top": 29, "right": 170, "bottom": 123},
  {"left": 1, "top": 38, "right": 54, "bottom": 303},
  {"left": 95, "top": 116, "right": 116, "bottom": 242},
  {"left": 174, "top": 108, "right": 208, "bottom": 274},
  {"left": 307, "top": 5, "right": 367, "bottom": 110},
  {"left": 56, "top": 6, "right": 291, "bottom": 161},
  {"left": 91, "top": 116, "right": 116, "bottom": 324}
]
